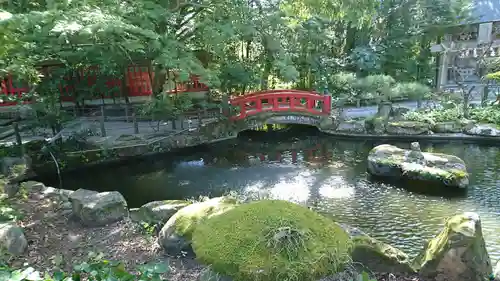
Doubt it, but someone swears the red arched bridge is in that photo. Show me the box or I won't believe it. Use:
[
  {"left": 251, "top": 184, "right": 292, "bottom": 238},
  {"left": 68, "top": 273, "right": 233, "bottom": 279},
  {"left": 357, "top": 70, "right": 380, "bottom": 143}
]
[{"left": 228, "top": 90, "right": 332, "bottom": 120}]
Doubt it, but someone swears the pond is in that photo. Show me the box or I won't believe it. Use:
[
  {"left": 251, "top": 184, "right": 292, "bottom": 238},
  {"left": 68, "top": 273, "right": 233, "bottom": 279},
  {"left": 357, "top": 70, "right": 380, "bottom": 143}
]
[{"left": 39, "top": 127, "right": 500, "bottom": 261}]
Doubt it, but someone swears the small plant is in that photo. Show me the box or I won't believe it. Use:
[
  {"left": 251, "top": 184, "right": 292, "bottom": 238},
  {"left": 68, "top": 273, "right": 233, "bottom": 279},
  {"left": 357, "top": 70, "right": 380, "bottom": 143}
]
[
  {"left": 264, "top": 223, "right": 311, "bottom": 260},
  {"left": 0, "top": 252, "right": 169, "bottom": 281}
]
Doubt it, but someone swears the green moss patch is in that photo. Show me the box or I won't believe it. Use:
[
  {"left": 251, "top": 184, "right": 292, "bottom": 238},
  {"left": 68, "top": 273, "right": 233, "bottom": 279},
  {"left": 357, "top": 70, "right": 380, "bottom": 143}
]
[
  {"left": 169, "top": 196, "right": 237, "bottom": 240},
  {"left": 192, "top": 200, "right": 352, "bottom": 281}
]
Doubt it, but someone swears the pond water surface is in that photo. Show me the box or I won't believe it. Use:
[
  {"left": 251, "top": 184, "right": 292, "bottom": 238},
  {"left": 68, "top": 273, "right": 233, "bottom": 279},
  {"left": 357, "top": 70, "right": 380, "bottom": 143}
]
[{"left": 41, "top": 128, "right": 500, "bottom": 261}]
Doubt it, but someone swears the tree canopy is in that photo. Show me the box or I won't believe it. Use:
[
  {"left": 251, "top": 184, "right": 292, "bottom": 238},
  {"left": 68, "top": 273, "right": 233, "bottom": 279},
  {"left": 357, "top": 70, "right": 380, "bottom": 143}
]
[{"left": 0, "top": 0, "right": 473, "bottom": 96}]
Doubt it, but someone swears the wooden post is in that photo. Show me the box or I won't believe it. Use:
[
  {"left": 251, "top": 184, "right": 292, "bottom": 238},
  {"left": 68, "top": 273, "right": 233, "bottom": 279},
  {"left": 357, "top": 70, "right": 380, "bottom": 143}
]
[
  {"left": 197, "top": 109, "right": 202, "bottom": 129},
  {"left": 100, "top": 105, "right": 106, "bottom": 137},
  {"left": 12, "top": 122, "right": 24, "bottom": 156},
  {"left": 125, "top": 104, "right": 130, "bottom": 122},
  {"left": 133, "top": 112, "right": 139, "bottom": 134}
]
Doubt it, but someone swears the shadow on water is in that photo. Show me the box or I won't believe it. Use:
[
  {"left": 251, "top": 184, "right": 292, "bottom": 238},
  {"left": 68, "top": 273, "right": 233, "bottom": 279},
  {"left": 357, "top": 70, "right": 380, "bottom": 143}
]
[{"left": 36, "top": 126, "right": 500, "bottom": 261}]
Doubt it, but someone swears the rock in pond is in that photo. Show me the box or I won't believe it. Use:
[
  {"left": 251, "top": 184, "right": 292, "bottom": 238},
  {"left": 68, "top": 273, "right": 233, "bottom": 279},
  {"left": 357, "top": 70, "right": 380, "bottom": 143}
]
[
  {"left": 386, "top": 121, "right": 429, "bottom": 135},
  {"left": 130, "top": 200, "right": 191, "bottom": 223},
  {"left": 335, "top": 120, "right": 366, "bottom": 134},
  {"left": 367, "top": 143, "right": 469, "bottom": 188},
  {"left": 158, "top": 196, "right": 237, "bottom": 255},
  {"left": 465, "top": 123, "right": 500, "bottom": 137},
  {"left": 339, "top": 224, "right": 414, "bottom": 274},
  {"left": 413, "top": 212, "right": 492, "bottom": 281},
  {"left": 69, "top": 189, "right": 128, "bottom": 226},
  {"left": 192, "top": 200, "right": 352, "bottom": 281},
  {"left": 0, "top": 222, "right": 27, "bottom": 255}
]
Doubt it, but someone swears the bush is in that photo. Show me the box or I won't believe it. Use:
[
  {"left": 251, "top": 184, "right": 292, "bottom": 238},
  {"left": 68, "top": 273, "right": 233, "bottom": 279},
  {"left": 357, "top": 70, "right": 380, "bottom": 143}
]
[
  {"left": 0, "top": 252, "right": 169, "bottom": 281},
  {"left": 192, "top": 200, "right": 352, "bottom": 281},
  {"left": 402, "top": 105, "right": 500, "bottom": 126}
]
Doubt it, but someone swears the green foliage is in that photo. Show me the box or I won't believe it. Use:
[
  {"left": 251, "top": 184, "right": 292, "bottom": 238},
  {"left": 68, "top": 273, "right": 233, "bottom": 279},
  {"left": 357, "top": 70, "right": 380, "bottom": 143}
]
[
  {"left": 391, "top": 82, "right": 432, "bottom": 101},
  {"left": 402, "top": 105, "right": 500, "bottom": 126},
  {"left": 192, "top": 200, "right": 352, "bottom": 281},
  {"left": 0, "top": 252, "right": 169, "bottom": 281}
]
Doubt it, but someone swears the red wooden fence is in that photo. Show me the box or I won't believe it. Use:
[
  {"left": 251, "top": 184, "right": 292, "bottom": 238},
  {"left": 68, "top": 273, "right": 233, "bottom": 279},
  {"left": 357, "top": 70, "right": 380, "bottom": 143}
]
[{"left": 0, "top": 65, "right": 209, "bottom": 106}]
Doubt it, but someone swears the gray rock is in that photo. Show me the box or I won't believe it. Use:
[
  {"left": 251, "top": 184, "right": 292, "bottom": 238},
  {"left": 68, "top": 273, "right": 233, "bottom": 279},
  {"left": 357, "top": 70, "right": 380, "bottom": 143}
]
[
  {"left": 465, "top": 124, "right": 500, "bottom": 137},
  {"left": 132, "top": 200, "right": 191, "bottom": 223},
  {"left": 367, "top": 144, "right": 469, "bottom": 188},
  {"left": 69, "top": 189, "right": 128, "bottom": 226},
  {"left": 413, "top": 212, "right": 492, "bottom": 281},
  {"left": 43, "top": 186, "right": 74, "bottom": 201},
  {"left": 338, "top": 224, "right": 414, "bottom": 273},
  {"left": 335, "top": 120, "right": 366, "bottom": 134},
  {"left": 0, "top": 222, "right": 27, "bottom": 255},
  {"left": 432, "top": 122, "right": 463, "bottom": 133},
  {"left": 386, "top": 121, "right": 429, "bottom": 135},
  {"left": 4, "top": 182, "right": 19, "bottom": 198},
  {"left": 0, "top": 157, "right": 27, "bottom": 176},
  {"left": 21, "top": 181, "right": 46, "bottom": 193}
]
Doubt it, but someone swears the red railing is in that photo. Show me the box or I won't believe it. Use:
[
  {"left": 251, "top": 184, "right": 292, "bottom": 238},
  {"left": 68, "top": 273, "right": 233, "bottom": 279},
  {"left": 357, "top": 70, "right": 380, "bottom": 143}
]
[
  {"left": 229, "top": 90, "right": 331, "bottom": 120},
  {"left": 0, "top": 66, "right": 209, "bottom": 106}
]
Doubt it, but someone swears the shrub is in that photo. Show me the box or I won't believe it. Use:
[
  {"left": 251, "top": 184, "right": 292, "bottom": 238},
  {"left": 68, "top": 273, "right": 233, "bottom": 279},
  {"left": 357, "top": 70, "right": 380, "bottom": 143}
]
[
  {"left": 0, "top": 252, "right": 169, "bottom": 281},
  {"left": 192, "top": 200, "right": 352, "bottom": 281}
]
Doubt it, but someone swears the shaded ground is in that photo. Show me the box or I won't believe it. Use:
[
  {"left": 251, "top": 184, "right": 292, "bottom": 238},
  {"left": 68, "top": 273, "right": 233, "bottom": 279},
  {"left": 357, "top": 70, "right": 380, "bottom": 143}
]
[
  {"left": 5, "top": 190, "right": 205, "bottom": 281},
  {"left": 4, "top": 189, "right": 431, "bottom": 281}
]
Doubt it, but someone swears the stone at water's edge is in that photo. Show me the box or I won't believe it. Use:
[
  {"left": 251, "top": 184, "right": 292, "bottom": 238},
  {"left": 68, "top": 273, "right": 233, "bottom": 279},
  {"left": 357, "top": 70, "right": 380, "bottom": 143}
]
[
  {"left": 335, "top": 120, "right": 366, "bottom": 134},
  {"left": 413, "top": 212, "right": 492, "bottom": 281},
  {"left": 0, "top": 222, "right": 27, "bottom": 255},
  {"left": 130, "top": 200, "right": 191, "bottom": 223},
  {"left": 367, "top": 143, "right": 469, "bottom": 188},
  {"left": 157, "top": 196, "right": 237, "bottom": 255},
  {"left": 339, "top": 224, "right": 415, "bottom": 274},
  {"left": 69, "top": 189, "right": 128, "bottom": 226},
  {"left": 432, "top": 121, "right": 463, "bottom": 133},
  {"left": 465, "top": 123, "right": 500, "bottom": 137},
  {"left": 385, "top": 121, "right": 429, "bottom": 135}
]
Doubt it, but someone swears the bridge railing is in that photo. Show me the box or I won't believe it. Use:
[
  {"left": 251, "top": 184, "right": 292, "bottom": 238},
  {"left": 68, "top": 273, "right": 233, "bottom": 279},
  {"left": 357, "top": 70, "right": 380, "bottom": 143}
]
[{"left": 229, "top": 91, "right": 331, "bottom": 120}]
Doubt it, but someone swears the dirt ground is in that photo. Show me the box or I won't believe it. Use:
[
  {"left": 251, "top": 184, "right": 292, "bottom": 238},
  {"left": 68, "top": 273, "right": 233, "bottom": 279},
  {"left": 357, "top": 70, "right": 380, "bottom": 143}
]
[
  {"left": 4, "top": 189, "right": 431, "bottom": 281},
  {"left": 6, "top": 190, "right": 205, "bottom": 281}
]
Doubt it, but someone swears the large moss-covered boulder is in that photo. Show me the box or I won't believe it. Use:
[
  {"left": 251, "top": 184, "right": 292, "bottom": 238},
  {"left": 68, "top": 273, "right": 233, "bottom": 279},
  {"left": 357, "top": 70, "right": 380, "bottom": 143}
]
[
  {"left": 367, "top": 143, "right": 469, "bottom": 188},
  {"left": 192, "top": 200, "right": 352, "bottom": 281},
  {"left": 386, "top": 121, "right": 429, "bottom": 135},
  {"left": 158, "top": 196, "right": 237, "bottom": 254},
  {"left": 413, "top": 212, "right": 492, "bottom": 281},
  {"left": 339, "top": 224, "right": 414, "bottom": 273}
]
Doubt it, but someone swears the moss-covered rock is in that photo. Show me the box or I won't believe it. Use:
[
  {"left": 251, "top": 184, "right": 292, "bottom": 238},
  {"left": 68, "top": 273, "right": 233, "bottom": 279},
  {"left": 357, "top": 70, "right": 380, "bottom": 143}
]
[
  {"left": 131, "top": 200, "right": 191, "bottom": 223},
  {"left": 365, "top": 116, "right": 386, "bottom": 134},
  {"left": 158, "top": 196, "right": 237, "bottom": 254},
  {"left": 192, "top": 200, "right": 352, "bottom": 281},
  {"left": 335, "top": 120, "right": 366, "bottom": 134},
  {"left": 367, "top": 144, "right": 469, "bottom": 188},
  {"left": 465, "top": 123, "right": 500, "bottom": 137},
  {"left": 413, "top": 212, "right": 492, "bottom": 281},
  {"left": 338, "top": 224, "right": 414, "bottom": 273},
  {"left": 386, "top": 121, "right": 429, "bottom": 135},
  {"left": 432, "top": 121, "right": 463, "bottom": 133}
]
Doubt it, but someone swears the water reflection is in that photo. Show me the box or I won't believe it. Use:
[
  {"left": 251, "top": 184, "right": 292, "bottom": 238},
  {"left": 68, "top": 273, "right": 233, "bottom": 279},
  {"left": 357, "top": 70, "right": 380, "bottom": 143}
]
[{"left": 42, "top": 136, "right": 500, "bottom": 261}]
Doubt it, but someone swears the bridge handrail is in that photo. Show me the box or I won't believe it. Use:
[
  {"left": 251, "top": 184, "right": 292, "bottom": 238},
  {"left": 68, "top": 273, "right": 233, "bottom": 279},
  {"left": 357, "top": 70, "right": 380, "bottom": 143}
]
[
  {"left": 231, "top": 89, "right": 320, "bottom": 99},
  {"left": 230, "top": 92, "right": 328, "bottom": 104}
]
